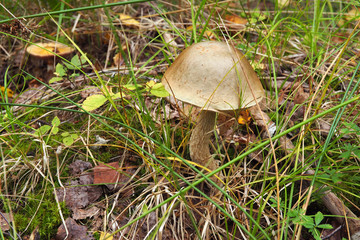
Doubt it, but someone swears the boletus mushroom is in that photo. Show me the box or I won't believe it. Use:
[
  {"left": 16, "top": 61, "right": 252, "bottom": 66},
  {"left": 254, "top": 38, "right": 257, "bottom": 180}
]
[
  {"left": 26, "top": 42, "right": 74, "bottom": 80},
  {"left": 162, "top": 41, "right": 265, "bottom": 183}
]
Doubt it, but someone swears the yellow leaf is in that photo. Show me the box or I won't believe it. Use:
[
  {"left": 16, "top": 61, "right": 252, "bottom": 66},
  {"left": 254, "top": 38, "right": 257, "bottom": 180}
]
[
  {"left": 238, "top": 109, "right": 251, "bottom": 125},
  {"left": 99, "top": 231, "right": 113, "bottom": 240},
  {"left": 345, "top": 8, "right": 360, "bottom": 21},
  {"left": 82, "top": 94, "right": 108, "bottom": 112},
  {"left": 146, "top": 80, "right": 156, "bottom": 88},
  {"left": 118, "top": 13, "right": 140, "bottom": 28},
  {"left": 0, "top": 86, "right": 14, "bottom": 98}
]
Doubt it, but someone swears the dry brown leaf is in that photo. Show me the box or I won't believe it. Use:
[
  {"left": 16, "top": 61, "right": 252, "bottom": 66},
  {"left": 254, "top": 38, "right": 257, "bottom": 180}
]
[
  {"left": 0, "top": 212, "right": 12, "bottom": 231},
  {"left": 293, "top": 84, "right": 309, "bottom": 104},
  {"left": 113, "top": 45, "right": 127, "bottom": 67},
  {"left": 72, "top": 206, "right": 100, "bottom": 220},
  {"left": 338, "top": 7, "right": 360, "bottom": 26},
  {"left": 93, "top": 162, "right": 135, "bottom": 191},
  {"left": 56, "top": 160, "right": 102, "bottom": 210},
  {"left": 278, "top": 0, "right": 291, "bottom": 8},
  {"left": 56, "top": 218, "right": 92, "bottom": 240}
]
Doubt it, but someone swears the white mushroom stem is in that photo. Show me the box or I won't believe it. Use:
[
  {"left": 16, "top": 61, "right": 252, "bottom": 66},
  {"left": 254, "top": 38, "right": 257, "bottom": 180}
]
[
  {"left": 189, "top": 110, "right": 218, "bottom": 175},
  {"left": 248, "top": 105, "right": 360, "bottom": 238}
]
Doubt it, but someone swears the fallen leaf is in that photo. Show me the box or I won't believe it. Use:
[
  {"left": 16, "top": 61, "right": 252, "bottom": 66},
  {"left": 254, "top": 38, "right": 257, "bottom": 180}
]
[
  {"left": 278, "top": 0, "right": 291, "bottom": 8},
  {"left": 163, "top": 32, "right": 178, "bottom": 54},
  {"left": 113, "top": 52, "right": 124, "bottom": 67},
  {"left": 56, "top": 160, "right": 102, "bottom": 210},
  {"left": 0, "top": 86, "right": 14, "bottom": 98},
  {"left": 0, "top": 212, "right": 12, "bottom": 231},
  {"left": 238, "top": 109, "right": 251, "bottom": 125},
  {"left": 94, "top": 162, "right": 121, "bottom": 185},
  {"left": 56, "top": 218, "right": 93, "bottom": 240},
  {"left": 118, "top": 13, "right": 140, "bottom": 28},
  {"left": 293, "top": 84, "right": 309, "bottom": 104},
  {"left": 113, "top": 45, "right": 127, "bottom": 67},
  {"left": 68, "top": 159, "right": 92, "bottom": 175},
  {"left": 99, "top": 231, "right": 113, "bottom": 240},
  {"left": 82, "top": 94, "right": 108, "bottom": 112},
  {"left": 73, "top": 206, "right": 100, "bottom": 220},
  {"left": 338, "top": 7, "right": 360, "bottom": 26},
  {"left": 93, "top": 162, "right": 135, "bottom": 191},
  {"left": 224, "top": 14, "right": 247, "bottom": 25}
]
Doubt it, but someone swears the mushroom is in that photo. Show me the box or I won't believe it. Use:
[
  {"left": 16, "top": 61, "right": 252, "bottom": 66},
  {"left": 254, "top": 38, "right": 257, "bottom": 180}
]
[
  {"left": 162, "top": 41, "right": 265, "bottom": 183},
  {"left": 26, "top": 42, "right": 74, "bottom": 80}
]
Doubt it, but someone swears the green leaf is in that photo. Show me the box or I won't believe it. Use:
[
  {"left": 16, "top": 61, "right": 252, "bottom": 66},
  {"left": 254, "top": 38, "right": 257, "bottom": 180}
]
[
  {"left": 354, "top": 149, "right": 360, "bottom": 158},
  {"left": 112, "top": 92, "right": 124, "bottom": 100},
  {"left": 70, "top": 133, "right": 78, "bottom": 139},
  {"left": 150, "top": 83, "right": 170, "bottom": 97},
  {"left": 61, "top": 132, "right": 70, "bottom": 137},
  {"left": 123, "top": 84, "right": 136, "bottom": 90},
  {"left": 52, "top": 127, "right": 59, "bottom": 135},
  {"left": 339, "top": 144, "right": 356, "bottom": 160},
  {"left": 317, "top": 224, "right": 333, "bottom": 229},
  {"left": 70, "top": 73, "right": 80, "bottom": 78},
  {"left": 55, "top": 63, "right": 66, "bottom": 77},
  {"left": 65, "top": 55, "right": 88, "bottom": 70},
  {"left": 49, "top": 77, "right": 63, "bottom": 84},
  {"left": 303, "top": 222, "right": 315, "bottom": 229},
  {"left": 63, "top": 137, "right": 74, "bottom": 146},
  {"left": 314, "top": 212, "right": 324, "bottom": 226},
  {"left": 52, "top": 116, "right": 60, "bottom": 127},
  {"left": 82, "top": 94, "right": 108, "bottom": 111},
  {"left": 37, "top": 125, "right": 51, "bottom": 136},
  {"left": 341, "top": 122, "right": 360, "bottom": 134}
]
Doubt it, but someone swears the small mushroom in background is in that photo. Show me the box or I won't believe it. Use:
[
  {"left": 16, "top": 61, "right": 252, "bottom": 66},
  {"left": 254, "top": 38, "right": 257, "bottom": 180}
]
[
  {"left": 162, "top": 41, "right": 265, "bottom": 184},
  {"left": 26, "top": 42, "right": 74, "bottom": 81}
]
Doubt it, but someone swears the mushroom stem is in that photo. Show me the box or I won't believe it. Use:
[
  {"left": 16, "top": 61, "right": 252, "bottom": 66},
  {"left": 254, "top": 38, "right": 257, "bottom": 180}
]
[{"left": 189, "top": 110, "right": 218, "bottom": 173}]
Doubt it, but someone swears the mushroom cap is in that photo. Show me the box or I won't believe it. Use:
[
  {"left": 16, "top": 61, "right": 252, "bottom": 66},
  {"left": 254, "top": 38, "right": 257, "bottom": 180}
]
[
  {"left": 26, "top": 42, "right": 74, "bottom": 59},
  {"left": 162, "top": 41, "right": 265, "bottom": 111}
]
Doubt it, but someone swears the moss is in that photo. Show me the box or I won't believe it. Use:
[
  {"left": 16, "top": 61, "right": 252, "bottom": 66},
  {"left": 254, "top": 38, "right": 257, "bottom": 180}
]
[{"left": 13, "top": 188, "right": 70, "bottom": 238}]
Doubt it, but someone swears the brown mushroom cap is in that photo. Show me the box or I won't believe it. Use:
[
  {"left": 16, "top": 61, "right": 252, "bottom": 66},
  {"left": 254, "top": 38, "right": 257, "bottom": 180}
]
[
  {"left": 26, "top": 42, "right": 74, "bottom": 59},
  {"left": 162, "top": 41, "right": 265, "bottom": 111}
]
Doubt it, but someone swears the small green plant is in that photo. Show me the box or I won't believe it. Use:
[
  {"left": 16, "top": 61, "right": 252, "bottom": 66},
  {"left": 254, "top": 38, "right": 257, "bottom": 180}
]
[
  {"left": 49, "top": 54, "right": 88, "bottom": 84},
  {"left": 81, "top": 80, "right": 169, "bottom": 112},
  {"left": 35, "top": 116, "right": 78, "bottom": 146},
  {"left": 288, "top": 209, "right": 332, "bottom": 240}
]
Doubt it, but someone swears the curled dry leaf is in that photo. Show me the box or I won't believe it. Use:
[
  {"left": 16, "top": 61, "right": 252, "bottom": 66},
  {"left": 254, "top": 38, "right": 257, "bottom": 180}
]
[{"left": 56, "top": 217, "right": 93, "bottom": 240}]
